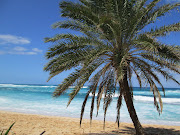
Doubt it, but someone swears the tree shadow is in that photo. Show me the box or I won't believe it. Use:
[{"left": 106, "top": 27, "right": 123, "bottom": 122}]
[{"left": 84, "top": 126, "right": 180, "bottom": 135}]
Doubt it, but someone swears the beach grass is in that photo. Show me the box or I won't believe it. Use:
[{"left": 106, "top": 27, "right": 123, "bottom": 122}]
[{"left": 0, "top": 122, "right": 15, "bottom": 135}]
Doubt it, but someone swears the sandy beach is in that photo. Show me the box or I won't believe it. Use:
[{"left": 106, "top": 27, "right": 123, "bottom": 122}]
[{"left": 0, "top": 111, "right": 179, "bottom": 135}]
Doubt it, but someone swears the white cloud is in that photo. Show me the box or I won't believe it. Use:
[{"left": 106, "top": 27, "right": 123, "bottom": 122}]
[
  {"left": 0, "top": 46, "right": 43, "bottom": 55},
  {"left": 26, "top": 52, "right": 38, "bottom": 55},
  {"left": 8, "top": 51, "right": 37, "bottom": 55},
  {"left": 32, "top": 48, "right": 43, "bottom": 53},
  {"left": 13, "top": 46, "right": 27, "bottom": 51},
  {"left": 0, "top": 34, "right": 43, "bottom": 55},
  {"left": 0, "top": 34, "right": 30, "bottom": 45}
]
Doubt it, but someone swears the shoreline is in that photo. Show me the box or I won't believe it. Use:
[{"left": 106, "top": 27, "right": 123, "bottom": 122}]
[
  {"left": 0, "top": 110, "right": 180, "bottom": 135},
  {"left": 1, "top": 108, "right": 180, "bottom": 126}
]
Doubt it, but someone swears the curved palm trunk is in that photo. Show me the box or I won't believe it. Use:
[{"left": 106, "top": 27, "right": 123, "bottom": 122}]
[{"left": 120, "top": 74, "right": 144, "bottom": 135}]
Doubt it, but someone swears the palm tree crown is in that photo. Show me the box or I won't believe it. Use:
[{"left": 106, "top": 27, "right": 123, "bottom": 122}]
[{"left": 44, "top": 0, "right": 180, "bottom": 134}]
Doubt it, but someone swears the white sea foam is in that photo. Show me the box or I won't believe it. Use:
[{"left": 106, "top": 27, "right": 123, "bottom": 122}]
[
  {"left": 134, "top": 95, "right": 180, "bottom": 104},
  {"left": 0, "top": 97, "right": 8, "bottom": 102},
  {"left": 68, "top": 86, "right": 88, "bottom": 88},
  {"left": 89, "top": 93, "right": 180, "bottom": 104},
  {"left": 21, "top": 89, "right": 52, "bottom": 93},
  {"left": 89, "top": 93, "right": 119, "bottom": 98},
  {"left": 0, "top": 84, "right": 19, "bottom": 87},
  {"left": 29, "top": 86, "right": 56, "bottom": 88},
  {"left": 0, "top": 84, "right": 56, "bottom": 88},
  {"left": 166, "top": 90, "right": 180, "bottom": 93}
]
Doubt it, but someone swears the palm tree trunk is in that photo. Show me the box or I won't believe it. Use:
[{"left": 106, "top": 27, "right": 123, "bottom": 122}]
[{"left": 120, "top": 74, "right": 144, "bottom": 135}]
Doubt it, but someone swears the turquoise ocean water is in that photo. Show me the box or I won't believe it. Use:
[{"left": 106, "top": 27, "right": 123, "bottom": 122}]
[{"left": 0, "top": 84, "right": 180, "bottom": 126}]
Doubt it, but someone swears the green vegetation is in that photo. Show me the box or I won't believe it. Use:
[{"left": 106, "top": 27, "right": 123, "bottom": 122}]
[
  {"left": 44, "top": 0, "right": 180, "bottom": 134},
  {"left": 0, "top": 122, "right": 15, "bottom": 135}
]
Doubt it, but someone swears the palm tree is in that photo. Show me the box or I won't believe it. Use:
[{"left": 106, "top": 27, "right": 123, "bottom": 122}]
[{"left": 44, "top": 0, "right": 180, "bottom": 134}]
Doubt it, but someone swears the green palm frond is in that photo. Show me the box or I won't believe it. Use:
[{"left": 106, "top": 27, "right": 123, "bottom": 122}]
[
  {"left": 67, "top": 61, "right": 105, "bottom": 105},
  {"left": 128, "top": 0, "right": 161, "bottom": 38},
  {"left": 52, "top": 20, "right": 99, "bottom": 37},
  {"left": 131, "top": 66, "right": 142, "bottom": 88},
  {"left": 53, "top": 69, "right": 82, "bottom": 97},
  {"left": 148, "top": 22, "right": 180, "bottom": 37},
  {"left": 45, "top": 0, "right": 180, "bottom": 131},
  {"left": 60, "top": 1, "right": 99, "bottom": 26},
  {"left": 137, "top": 3, "right": 180, "bottom": 29},
  {"left": 141, "top": 54, "right": 180, "bottom": 74}
]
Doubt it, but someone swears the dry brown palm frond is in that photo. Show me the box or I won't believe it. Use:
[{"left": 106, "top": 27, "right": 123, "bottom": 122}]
[{"left": 116, "top": 87, "right": 123, "bottom": 128}]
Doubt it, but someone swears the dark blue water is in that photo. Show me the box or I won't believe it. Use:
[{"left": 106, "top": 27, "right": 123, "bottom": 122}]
[{"left": 0, "top": 84, "right": 180, "bottom": 125}]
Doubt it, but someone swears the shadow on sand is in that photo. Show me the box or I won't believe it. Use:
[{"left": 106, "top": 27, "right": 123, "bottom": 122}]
[{"left": 84, "top": 126, "right": 180, "bottom": 135}]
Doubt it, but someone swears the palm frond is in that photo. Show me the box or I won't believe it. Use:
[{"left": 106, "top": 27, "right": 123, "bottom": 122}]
[
  {"left": 60, "top": 1, "right": 99, "bottom": 26},
  {"left": 103, "top": 70, "right": 116, "bottom": 129},
  {"left": 89, "top": 71, "right": 102, "bottom": 124},
  {"left": 52, "top": 20, "right": 99, "bottom": 37},
  {"left": 116, "top": 86, "right": 123, "bottom": 128},
  {"left": 129, "top": 0, "right": 161, "bottom": 38},
  {"left": 44, "top": 0, "right": 180, "bottom": 131},
  {"left": 53, "top": 69, "right": 82, "bottom": 97},
  {"left": 148, "top": 22, "right": 180, "bottom": 37},
  {"left": 67, "top": 61, "right": 104, "bottom": 106},
  {"left": 80, "top": 90, "right": 91, "bottom": 126}
]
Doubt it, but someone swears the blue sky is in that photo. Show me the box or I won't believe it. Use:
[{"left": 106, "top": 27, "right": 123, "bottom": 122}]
[{"left": 0, "top": 0, "right": 179, "bottom": 88}]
